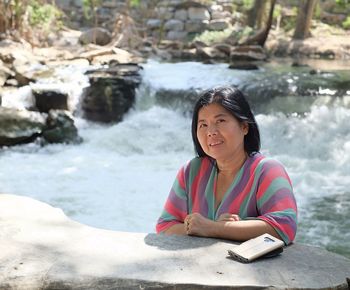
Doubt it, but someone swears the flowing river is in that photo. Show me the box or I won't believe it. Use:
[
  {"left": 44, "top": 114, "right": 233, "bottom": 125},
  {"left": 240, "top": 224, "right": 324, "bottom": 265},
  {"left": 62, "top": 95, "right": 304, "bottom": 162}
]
[{"left": 1, "top": 60, "right": 349, "bottom": 258}]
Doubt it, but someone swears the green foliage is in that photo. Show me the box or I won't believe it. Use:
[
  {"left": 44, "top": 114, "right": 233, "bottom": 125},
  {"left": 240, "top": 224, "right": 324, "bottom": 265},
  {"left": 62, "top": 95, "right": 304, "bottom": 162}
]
[
  {"left": 314, "top": 2, "right": 322, "bottom": 20},
  {"left": 273, "top": 4, "right": 282, "bottom": 20},
  {"left": 335, "top": 0, "right": 349, "bottom": 7},
  {"left": 342, "top": 16, "right": 350, "bottom": 29},
  {"left": 193, "top": 28, "right": 233, "bottom": 45},
  {"left": 82, "top": 0, "right": 101, "bottom": 20},
  {"left": 130, "top": 0, "right": 140, "bottom": 8},
  {"left": 28, "top": 0, "right": 62, "bottom": 29},
  {"left": 242, "top": 0, "right": 254, "bottom": 11}
]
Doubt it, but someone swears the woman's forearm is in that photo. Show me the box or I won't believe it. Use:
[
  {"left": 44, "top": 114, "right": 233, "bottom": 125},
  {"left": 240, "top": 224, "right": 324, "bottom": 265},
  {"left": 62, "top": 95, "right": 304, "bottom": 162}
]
[
  {"left": 163, "top": 223, "right": 186, "bottom": 235},
  {"left": 209, "top": 219, "right": 280, "bottom": 241}
]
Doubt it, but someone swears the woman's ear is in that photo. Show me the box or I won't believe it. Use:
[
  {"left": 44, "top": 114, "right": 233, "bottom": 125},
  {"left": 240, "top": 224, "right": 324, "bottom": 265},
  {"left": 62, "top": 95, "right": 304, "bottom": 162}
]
[{"left": 241, "top": 121, "right": 249, "bottom": 135}]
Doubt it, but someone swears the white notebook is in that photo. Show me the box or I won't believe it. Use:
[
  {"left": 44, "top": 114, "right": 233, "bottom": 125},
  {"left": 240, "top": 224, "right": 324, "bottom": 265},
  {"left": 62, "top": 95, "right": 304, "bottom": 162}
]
[{"left": 228, "top": 233, "right": 284, "bottom": 263}]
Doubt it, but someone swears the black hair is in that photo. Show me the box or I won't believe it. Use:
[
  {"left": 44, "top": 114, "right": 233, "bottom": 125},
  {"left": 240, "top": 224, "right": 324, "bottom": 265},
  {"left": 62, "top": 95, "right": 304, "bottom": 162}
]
[{"left": 191, "top": 86, "right": 260, "bottom": 157}]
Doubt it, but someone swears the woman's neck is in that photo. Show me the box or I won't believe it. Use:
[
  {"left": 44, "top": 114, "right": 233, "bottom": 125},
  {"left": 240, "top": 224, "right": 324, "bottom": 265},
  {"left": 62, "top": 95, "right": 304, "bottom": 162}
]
[{"left": 216, "top": 152, "right": 248, "bottom": 177}]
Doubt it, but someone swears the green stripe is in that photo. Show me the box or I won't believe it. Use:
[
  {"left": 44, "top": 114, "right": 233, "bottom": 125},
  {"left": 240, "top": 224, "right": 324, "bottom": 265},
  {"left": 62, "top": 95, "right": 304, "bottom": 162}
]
[
  {"left": 205, "top": 166, "right": 216, "bottom": 220},
  {"left": 257, "top": 177, "right": 292, "bottom": 207},
  {"left": 160, "top": 209, "right": 178, "bottom": 222},
  {"left": 239, "top": 163, "right": 264, "bottom": 217},
  {"left": 173, "top": 178, "right": 187, "bottom": 200}
]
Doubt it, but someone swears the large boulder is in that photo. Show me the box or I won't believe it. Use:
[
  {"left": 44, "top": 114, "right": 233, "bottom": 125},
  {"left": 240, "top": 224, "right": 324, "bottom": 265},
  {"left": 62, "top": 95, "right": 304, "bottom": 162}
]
[
  {"left": 0, "top": 107, "right": 46, "bottom": 146},
  {"left": 82, "top": 63, "right": 142, "bottom": 123},
  {"left": 42, "top": 110, "right": 82, "bottom": 144},
  {"left": 0, "top": 194, "right": 350, "bottom": 290},
  {"left": 79, "top": 28, "right": 112, "bottom": 46}
]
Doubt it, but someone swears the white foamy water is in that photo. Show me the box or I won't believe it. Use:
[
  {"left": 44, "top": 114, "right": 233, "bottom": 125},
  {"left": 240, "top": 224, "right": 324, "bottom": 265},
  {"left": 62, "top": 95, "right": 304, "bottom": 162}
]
[{"left": 1, "top": 60, "right": 349, "bottom": 257}]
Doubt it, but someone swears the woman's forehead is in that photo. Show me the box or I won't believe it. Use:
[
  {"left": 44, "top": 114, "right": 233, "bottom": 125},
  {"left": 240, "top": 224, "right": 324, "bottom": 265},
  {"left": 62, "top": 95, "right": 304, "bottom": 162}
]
[{"left": 198, "top": 103, "right": 230, "bottom": 117}]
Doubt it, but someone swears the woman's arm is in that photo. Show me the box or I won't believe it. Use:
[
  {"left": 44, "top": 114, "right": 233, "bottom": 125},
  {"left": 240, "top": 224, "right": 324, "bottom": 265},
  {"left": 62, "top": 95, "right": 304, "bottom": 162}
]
[
  {"left": 163, "top": 223, "right": 187, "bottom": 235},
  {"left": 186, "top": 212, "right": 280, "bottom": 241}
]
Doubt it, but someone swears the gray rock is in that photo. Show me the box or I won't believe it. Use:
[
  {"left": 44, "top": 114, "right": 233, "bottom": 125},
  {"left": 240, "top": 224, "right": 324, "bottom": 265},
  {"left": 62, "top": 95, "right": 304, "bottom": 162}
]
[
  {"left": 208, "top": 19, "right": 230, "bottom": 31},
  {"left": 164, "top": 19, "right": 185, "bottom": 31},
  {"left": 230, "top": 45, "right": 267, "bottom": 61},
  {"left": 42, "top": 110, "right": 82, "bottom": 144},
  {"left": 166, "top": 31, "right": 188, "bottom": 41},
  {"left": 0, "top": 194, "right": 349, "bottom": 290},
  {"left": 146, "top": 19, "right": 162, "bottom": 29},
  {"left": 197, "top": 46, "right": 228, "bottom": 60},
  {"left": 0, "top": 107, "right": 46, "bottom": 146},
  {"left": 211, "top": 10, "right": 232, "bottom": 19},
  {"left": 185, "top": 20, "right": 209, "bottom": 33},
  {"left": 174, "top": 9, "right": 188, "bottom": 21},
  {"left": 188, "top": 7, "right": 210, "bottom": 21},
  {"left": 78, "top": 27, "right": 112, "bottom": 46}
]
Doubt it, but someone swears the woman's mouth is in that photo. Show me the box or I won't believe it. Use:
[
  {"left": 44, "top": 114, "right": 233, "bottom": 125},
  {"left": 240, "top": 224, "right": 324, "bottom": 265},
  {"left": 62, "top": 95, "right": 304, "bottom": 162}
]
[{"left": 209, "top": 141, "right": 224, "bottom": 147}]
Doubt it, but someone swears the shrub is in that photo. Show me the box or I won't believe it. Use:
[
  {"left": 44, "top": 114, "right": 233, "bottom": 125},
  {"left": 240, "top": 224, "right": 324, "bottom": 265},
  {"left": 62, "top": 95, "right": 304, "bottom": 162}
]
[{"left": 342, "top": 16, "right": 350, "bottom": 29}]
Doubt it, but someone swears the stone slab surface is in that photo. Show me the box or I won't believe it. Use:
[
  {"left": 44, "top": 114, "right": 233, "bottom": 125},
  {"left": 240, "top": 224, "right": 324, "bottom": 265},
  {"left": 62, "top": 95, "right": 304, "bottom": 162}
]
[{"left": 0, "top": 194, "right": 349, "bottom": 289}]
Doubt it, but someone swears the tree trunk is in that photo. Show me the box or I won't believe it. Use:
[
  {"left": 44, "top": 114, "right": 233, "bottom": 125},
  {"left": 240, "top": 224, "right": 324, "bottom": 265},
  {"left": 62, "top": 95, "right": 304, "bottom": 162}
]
[
  {"left": 247, "top": 0, "right": 268, "bottom": 29},
  {"left": 240, "top": 0, "right": 276, "bottom": 47},
  {"left": 293, "top": 0, "right": 318, "bottom": 40}
]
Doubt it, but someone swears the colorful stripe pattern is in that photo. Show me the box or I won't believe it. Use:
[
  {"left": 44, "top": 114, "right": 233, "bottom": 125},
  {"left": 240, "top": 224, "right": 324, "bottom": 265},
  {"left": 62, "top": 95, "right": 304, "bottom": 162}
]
[{"left": 156, "top": 153, "right": 297, "bottom": 245}]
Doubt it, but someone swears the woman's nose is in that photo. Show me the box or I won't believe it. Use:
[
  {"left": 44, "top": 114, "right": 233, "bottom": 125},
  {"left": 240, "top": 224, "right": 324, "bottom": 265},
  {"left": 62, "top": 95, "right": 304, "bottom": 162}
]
[{"left": 207, "top": 124, "right": 218, "bottom": 136}]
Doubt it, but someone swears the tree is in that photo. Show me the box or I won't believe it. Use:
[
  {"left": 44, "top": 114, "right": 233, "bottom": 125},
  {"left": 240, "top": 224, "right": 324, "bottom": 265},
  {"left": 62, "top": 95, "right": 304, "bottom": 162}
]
[
  {"left": 240, "top": 0, "right": 276, "bottom": 47},
  {"left": 293, "top": 0, "right": 318, "bottom": 40},
  {"left": 247, "top": 0, "right": 268, "bottom": 30}
]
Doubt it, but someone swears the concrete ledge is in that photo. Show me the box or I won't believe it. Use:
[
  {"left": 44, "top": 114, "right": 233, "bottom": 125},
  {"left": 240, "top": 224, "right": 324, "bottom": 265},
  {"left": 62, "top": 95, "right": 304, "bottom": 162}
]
[{"left": 0, "top": 194, "right": 349, "bottom": 289}]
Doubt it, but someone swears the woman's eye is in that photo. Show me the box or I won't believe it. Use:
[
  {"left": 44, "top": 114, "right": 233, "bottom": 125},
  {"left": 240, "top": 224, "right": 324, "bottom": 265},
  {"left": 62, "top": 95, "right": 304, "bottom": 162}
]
[
  {"left": 198, "top": 123, "right": 207, "bottom": 129},
  {"left": 217, "top": 119, "right": 225, "bottom": 123}
]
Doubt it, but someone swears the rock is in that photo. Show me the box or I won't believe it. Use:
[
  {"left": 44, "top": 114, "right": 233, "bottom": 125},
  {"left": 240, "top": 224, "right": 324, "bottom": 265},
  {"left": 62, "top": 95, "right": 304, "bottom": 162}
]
[
  {"left": 208, "top": 19, "right": 230, "bottom": 31},
  {"left": 211, "top": 10, "right": 232, "bottom": 20},
  {"left": 78, "top": 28, "right": 112, "bottom": 46},
  {"left": 32, "top": 87, "right": 69, "bottom": 113},
  {"left": 230, "top": 45, "right": 267, "bottom": 61},
  {"left": 82, "top": 63, "right": 142, "bottom": 123},
  {"left": 0, "top": 60, "right": 14, "bottom": 86},
  {"left": 174, "top": 9, "right": 188, "bottom": 21},
  {"left": 180, "top": 48, "right": 197, "bottom": 60},
  {"left": 42, "top": 110, "right": 82, "bottom": 144},
  {"left": 164, "top": 19, "right": 185, "bottom": 31},
  {"left": 154, "top": 88, "right": 200, "bottom": 112},
  {"left": 188, "top": 7, "right": 211, "bottom": 21},
  {"left": 320, "top": 11, "right": 347, "bottom": 25},
  {"left": 185, "top": 20, "right": 209, "bottom": 33},
  {"left": 229, "top": 61, "right": 259, "bottom": 70},
  {"left": 0, "top": 107, "right": 46, "bottom": 146},
  {"left": 166, "top": 31, "right": 188, "bottom": 41},
  {"left": 0, "top": 194, "right": 350, "bottom": 290},
  {"left": 213, "top": 43, "right": 231, "bottom": 56},
  {"left": 146, "top": 19, "right": 162, "bottom": 29},
  {"left": 196, "top": 46, "right": 228, "bottom": 60}
]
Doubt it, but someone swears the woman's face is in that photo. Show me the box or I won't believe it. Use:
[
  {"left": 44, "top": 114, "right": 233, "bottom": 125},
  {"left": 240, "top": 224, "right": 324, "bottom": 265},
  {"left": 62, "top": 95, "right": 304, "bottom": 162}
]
[{"left": 197, "top": 103, "right": 248, "bottom": 162}]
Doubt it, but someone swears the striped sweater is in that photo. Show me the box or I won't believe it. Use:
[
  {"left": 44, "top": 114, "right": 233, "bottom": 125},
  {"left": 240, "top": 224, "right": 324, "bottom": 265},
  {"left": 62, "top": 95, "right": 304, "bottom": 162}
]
[{"left": 156, "top": 153, "right": 297, "bottom": 245}]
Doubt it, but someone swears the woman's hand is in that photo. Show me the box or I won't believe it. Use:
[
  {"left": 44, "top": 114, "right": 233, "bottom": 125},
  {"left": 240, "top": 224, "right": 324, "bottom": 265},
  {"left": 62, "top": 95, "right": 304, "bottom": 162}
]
[
  {"left": 216, "top": 213, "right": 241, "bottom": 222},
  {"left": 184, "top": 213, "right": 215, "bottom": 237}
]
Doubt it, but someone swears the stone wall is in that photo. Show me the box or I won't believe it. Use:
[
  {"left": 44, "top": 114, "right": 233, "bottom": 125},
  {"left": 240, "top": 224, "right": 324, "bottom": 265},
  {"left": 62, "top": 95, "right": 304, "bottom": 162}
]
[
  {"left": 56, "top": 0, "right": 242, "bottom": 40},
  {"left": 145, "top": 0, "right": 237, "bottom": 41}
]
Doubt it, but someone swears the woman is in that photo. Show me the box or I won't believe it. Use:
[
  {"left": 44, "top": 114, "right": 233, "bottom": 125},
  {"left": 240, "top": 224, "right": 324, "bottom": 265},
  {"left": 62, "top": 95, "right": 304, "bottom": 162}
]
[{"left": 156, "top": 86, "right": 297, "bottom": 245}]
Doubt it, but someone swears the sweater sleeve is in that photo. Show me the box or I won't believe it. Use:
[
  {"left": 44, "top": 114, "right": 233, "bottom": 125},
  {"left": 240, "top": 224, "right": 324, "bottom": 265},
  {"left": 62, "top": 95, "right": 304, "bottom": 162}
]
[
  {"left": 254, "top": 159, "right": 298, "bottom": 245},
  {"left": 156, "top": 165, "right": 188, "bottom": 233}
]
